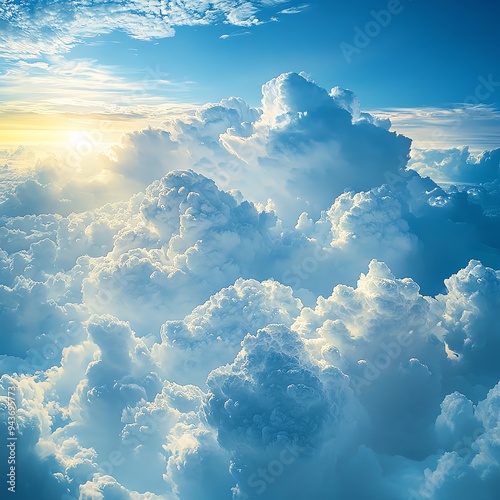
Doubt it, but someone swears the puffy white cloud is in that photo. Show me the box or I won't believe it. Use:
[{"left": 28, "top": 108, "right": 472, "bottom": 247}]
[
  {"left": 1, "top": 73, "right": 411, "bottom": 226},
  {"left": 0, "top": 157, "right": 137, "bottom": 218},
  {"left": 293, "top": 259, "right": 449, "bottom": 458},
  {"left": 11, "top": 73, "right": 497, "bottom": 296},
  {"left": 282, "top": 185, "right": 419, "bottom": 297},
  {"left": 414, "top": 381, "right": 500, "bottom": 499},
  {"left": 409, "top": 146, "right": 500, "bottom": 185},
  {"left": 472, "top": 382, "right": 500, "bottom": 488},
  {"left": 407, "top": 147, "right": 500, "bottom": 223},
  {"left": 435, "top": 392, "right": 480, "bottom": 451},
  {"left": 204, "top": 323, "right": 358, "bottom": 499},
  {"left": 221, "top": 72, "right": 411, "bottom": 223},
  {"left": 437, "top": 260, "right": 500, "bottom": 395},
  {"left": 81, "top": 170, "right": 281, "bottom": 335},
  {"left": 0, "top": 275, "right": 86, "bottom": 365},
  {"left": 79, "top": 475, "right": 135, "bottom": 499},
  {"left": 152, "top": 277, "right": 302, "bottom": 387}
]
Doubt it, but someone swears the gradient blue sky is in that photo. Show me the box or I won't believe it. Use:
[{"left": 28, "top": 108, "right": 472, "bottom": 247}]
[
  {"left": 149, "top": 0, "right": 499, "bottom": 108},
  {"left": 41, "top": 0, "right": 500, "bottom": 106}
]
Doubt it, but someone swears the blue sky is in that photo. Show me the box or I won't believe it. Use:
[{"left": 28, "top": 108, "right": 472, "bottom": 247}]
[
  {"left": 204, "top": 0, "right": 496, "bottom": 109},
  {"left": 61, "top": 0, "right": 500, "bottom": 108}
]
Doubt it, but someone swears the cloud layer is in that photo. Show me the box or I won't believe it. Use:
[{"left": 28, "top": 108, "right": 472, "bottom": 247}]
[{"left": 1, "top": 73, "right": 500, "bottom": 499}]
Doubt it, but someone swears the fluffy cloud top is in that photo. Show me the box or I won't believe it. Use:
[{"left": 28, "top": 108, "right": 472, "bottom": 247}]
[
  {"left": 81, "top": 170, "right": 281, "bottom": 335},
  {"left": 409, "top": 147, "right": 500, "bottom": 185},
  {"left": 1, "top": 72, "right": 411, "bottom": 225},
  {"left": 153, "top": 277, "right": 302, "bottom": 386}
]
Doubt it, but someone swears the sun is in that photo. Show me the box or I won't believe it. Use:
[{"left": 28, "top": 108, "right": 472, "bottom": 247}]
[{"left": 68, "top": 130, "right": 86, "bottom": 147}]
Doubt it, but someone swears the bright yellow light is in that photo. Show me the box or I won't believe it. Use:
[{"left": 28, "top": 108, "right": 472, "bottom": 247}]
[
  {"left": 68, "top": 130, "right": 85, "bottom": 146},
  {"left": 0, "top": 112, "right": 136, "bottom": 147},
  {"left": 0, "top": 110, "right": 168, "bottom": 171}
]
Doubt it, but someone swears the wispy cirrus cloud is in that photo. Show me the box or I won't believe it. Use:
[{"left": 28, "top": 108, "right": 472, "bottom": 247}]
[
  {"left": 0, "top": 56, "right": 197, "bottom": 149},
  {"left": 0, "top": 0, "right": 290, "bottom": 60},
  {"left": 372, "top": 105, "right": 500, "bottom": 151},
  {"left": 220, "top": 30, "right": 252, "bottom": 40},
  {"left": 0, "top": 57, "right": 195, "bottom": 114},
  {"left": 278, "top": 3, "right": 309, "bottom": 15}
]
